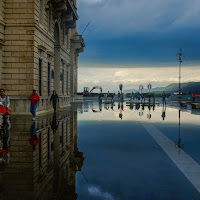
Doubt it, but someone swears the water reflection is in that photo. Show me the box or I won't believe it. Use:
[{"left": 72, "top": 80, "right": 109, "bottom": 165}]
[
  {"left": 176, "top": 109, "right": 184, "bottom": 149},
  {"left": 161, "top": 103, "right": 166, "bottom": 120},
  {"left": 0, "top": 108, "right": 84, "bottom": 200},
  {"left": 0, "top": 114, "right": 11, "bottom": 170}
]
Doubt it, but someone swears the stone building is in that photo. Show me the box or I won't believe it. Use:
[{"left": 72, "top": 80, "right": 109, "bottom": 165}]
[
  {"left": 0, "top": 0, "right": 85, "bottom": 114},
  {"left": 0, "top": 108, "right": 84, "bottom": 199}
]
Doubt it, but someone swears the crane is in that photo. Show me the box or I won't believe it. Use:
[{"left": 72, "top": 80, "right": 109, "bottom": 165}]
[{"left": 90, "top": 86, "right": 102, "bottom": 93}]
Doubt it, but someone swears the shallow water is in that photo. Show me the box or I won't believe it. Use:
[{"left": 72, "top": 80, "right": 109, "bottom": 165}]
[
  {"left": 1, "top": 100, "right": 200, "bottom": 200},
  {"left": 76, "top": 101, "right": 200, "bottom": 200}
]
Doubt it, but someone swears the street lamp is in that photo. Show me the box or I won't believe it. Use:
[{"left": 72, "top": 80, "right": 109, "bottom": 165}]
[{"left": 176, "top": 48, "right": 184, "bottom": 99}]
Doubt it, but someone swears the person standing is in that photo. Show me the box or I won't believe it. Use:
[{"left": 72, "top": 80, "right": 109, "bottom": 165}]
[
  {"left": 0, "top": 89, "right": 11, "bottom": 115},
  {"left": 50, "top": 90, "right": 59, "bottom": 112},
  {"left": 29, "top": 89, "right": 40, "bottom": 120}
]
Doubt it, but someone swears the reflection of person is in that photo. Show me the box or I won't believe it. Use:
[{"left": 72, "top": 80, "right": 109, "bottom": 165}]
[
  {"left": 99, "top": 102, "right": 102, "bottom": 112},
  {"left": 130, "top": 103, "right": 133, "bottom": 110},
  {"left": 50, "top": 90, "right": 59, "bottom": 112},
  {"left": 29, "top": 89, "right": 40, "bottom": 120},
  {"left": 51, "top": 112, "right": 59, "bottom": 133},
  {"left": 29, "top": 122, "right": 39, "bottom": 150},
  {"left": 118, "top": 91, "right": 120, "bottom": 99},
  {"left": 111, "top": 102, "right": 114, "bottom": 110},
  {"left": 118, "top": 102, "right": 120, "bottom": 110},
  {"left": 161, "top": 105, "right": 166, "bottom": 120},
  {"left": 0, "top": 127, "right": 10, "bottom": 165}
]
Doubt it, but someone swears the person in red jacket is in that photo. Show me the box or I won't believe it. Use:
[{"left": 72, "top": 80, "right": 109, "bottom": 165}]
[
  {"left": 29, "top": 89, "right": 40, "bottom": 120},
  {"left": 0, "top": 102, "right": 6, "bottom": 128}
]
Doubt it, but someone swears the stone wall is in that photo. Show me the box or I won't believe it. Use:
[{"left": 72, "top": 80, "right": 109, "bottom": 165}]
[
  {"left": 0, "top": 0, "right": 5, "bottom": 89},
  {"left": 0, "top": 0, "right": 85, "bottom": 114}
]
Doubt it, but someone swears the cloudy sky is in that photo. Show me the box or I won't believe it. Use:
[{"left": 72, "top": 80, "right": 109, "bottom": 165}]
[{"left": 77, "top": 0, "right": 200, "bottom": 92}]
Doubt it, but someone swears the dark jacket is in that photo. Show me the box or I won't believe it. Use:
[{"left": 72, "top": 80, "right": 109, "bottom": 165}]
[{"left": 50, "top": 94, "right": 59, "bottom": 102}]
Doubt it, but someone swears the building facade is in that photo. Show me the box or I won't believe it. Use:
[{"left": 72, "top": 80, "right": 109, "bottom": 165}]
[{"left": 0, "top": 0, "right": 85, "bottom": 114}]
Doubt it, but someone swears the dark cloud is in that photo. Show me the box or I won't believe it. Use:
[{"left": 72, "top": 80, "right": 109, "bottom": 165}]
[{"left": 77, "top": 0, "right": 200, "bottom": 67}]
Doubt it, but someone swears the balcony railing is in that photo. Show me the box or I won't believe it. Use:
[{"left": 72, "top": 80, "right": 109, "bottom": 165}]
[{"left": 72, "top": 35, "right": 84, "bottom": 43}]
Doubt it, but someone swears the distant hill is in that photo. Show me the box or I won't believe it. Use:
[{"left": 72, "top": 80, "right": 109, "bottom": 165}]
[{"left": 124, "top": 82, "right": 200, "bottom": 94}]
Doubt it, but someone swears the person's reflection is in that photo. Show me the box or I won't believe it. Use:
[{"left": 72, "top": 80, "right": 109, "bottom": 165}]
[
  {"left": 99, "top": 102, "right": 102, "bottom": 112},
  {"left": 104, "top": 104, "right": 109, "bottom": 110},
  {"left": 0, "top": 114, "right": 11, "bottom": 168},
  {"left": 130, "top": 103, "right": 133, "bottom": 110},
  {"left": 135, "top": 103, "right": 140, "bottom": 110},
  {"left": 119, "top": 103, "right": 123, "bottom": 120},
  {"left": 161, "top": 104, "right": 166, "bottom": 120},
  {"left": 177, "top": 109, "right": 184, "bottom": 149},
  {"left": 51, "top": 112, "right": 59, "bottom": 134},
  {"left": 29, "top": 121, "right": 39, "bottom": 151},
  {"left": 142, "top": 104, "right": 145, "bottom": 110},
  {"left": 147, "top": 102, "right": 151, "bottom": 119},
  {"left": 111, "top": 102, "right": 114, "bottom": 111},
  {"left": 118, "top": 102, "right": 120, "bottom": 110}
]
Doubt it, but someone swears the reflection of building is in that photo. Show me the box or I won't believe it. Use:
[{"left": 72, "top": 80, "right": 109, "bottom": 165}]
[
  {"left": 0, "top": 108, "right": 83, "bottom": 200},
  {"left": 0, "top": 0, "right": 85, "bottom": 114}
]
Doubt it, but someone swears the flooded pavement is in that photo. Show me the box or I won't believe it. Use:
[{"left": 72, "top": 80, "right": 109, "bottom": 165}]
[
  {"left": 1, "top": 101, "right": 200, "bottom": 199},
  {"left": 76, "top": 101, "right": 200, "bottom": 200},
  {"left": 0, "top": 108, "right": 84, "bottom": 200}
]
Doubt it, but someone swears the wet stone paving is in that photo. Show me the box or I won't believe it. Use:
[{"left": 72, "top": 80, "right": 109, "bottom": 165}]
[{"left": 1, "top": 100, "right": 200, "bottom": 200}]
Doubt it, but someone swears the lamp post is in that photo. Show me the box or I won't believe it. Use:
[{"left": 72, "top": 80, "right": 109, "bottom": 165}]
[{"left": 176, "top": 48, "right": 184, "bottom": 99}]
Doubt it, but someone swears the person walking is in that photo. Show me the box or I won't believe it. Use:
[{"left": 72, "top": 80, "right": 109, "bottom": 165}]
[
  {"left": 29, "top": 89, "right": 40, "bottom": 120},
  {"left": 50, "top": 90, "right": 59, "bottom": 112}
]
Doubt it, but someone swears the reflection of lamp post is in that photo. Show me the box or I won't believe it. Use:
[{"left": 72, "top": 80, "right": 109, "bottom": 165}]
[
  {"left": 139, "top": 84, "right": 143, "bottom": 94},
  {"left": 139, "top": 85, "right": 143, "bottom": 102},
  {"left": 147, "top": 83, "right": 152, "bottom": 93}
]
